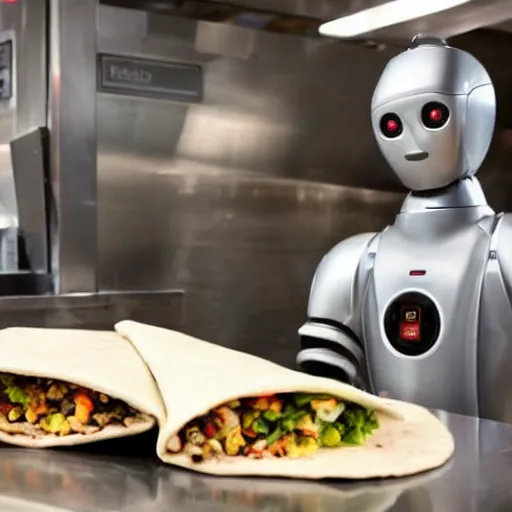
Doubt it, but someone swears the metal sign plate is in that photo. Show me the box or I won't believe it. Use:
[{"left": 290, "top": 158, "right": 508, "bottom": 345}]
[{"left": 98, "top": 53, "right": 202, "bottom": 103}]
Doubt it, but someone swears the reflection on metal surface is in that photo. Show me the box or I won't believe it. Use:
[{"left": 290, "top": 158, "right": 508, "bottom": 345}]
[
  {"left": 97, "top": 9, "right": 401, "bottom": 190},
  {"left": 0, "top": 143, "right": 18, "bottom": 272},
  {"left": 0, "top": 411, "right": 509, "bottom": 511},
  {"left": 0, "top": 144, "right": 16, "bottom": 226},
  {"left": 49, "top": 0, "right": 98, "bottom": 294},
  {"left": 0, "top": 290, "right": 185, "bottom": 330},
  {"left": 0, "top": 2, "right": 50, "bottom": 283},
  {"left": 0, "top": 448, "right": 159, "bottom": 512},
  {"left": 0, "top": 0, "right": 46, "bottom": 275},
  {"left": 10, "top": 128, "right": 50, "bottom": 276},
  {"left": 97, "top": 158, "right": 402, "bottom": 367},
  {"left": 164, "top": 470, "right": 442, "bottom": 512},
  {"left": 0, "top": 0, "right": 46, "bottom": 143},
  {"left": 0, "top": 444, "right": 448, "bottom": 511}
]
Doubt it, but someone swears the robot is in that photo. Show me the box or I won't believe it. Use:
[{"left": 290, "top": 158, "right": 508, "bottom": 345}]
[{"left": 296, "top": 35, "right": 512, "bottom": 423}]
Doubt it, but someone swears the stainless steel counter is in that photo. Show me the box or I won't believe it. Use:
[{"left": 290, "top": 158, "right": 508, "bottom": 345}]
[{"left": 0, "top": 410, "right": 510, "bottom": 511}]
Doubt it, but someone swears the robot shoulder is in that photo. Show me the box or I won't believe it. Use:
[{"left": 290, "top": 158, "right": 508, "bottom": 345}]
[{"left": 307, "top": 232, "right": 379, "bottom": 324}]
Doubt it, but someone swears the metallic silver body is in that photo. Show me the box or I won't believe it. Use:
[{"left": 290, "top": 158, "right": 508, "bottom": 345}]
[
  {"left": 298, "top": 39, "right": 512, "bottom": 421},
  {"left": 364, "top": 184, "right": 496, "bottom": 416}
]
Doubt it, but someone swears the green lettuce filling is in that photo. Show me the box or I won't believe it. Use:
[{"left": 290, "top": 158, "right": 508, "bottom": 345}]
[
  {"left": 258, "top": 394, "right": 379, "bottom": 449},
  {"left": 0, "top": 374, "right": 30, "bottom": 409}
]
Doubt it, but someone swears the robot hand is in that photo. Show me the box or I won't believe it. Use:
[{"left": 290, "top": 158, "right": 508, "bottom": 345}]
[{"left": 296, "top": 321, "right": 367, "bottom": 390}]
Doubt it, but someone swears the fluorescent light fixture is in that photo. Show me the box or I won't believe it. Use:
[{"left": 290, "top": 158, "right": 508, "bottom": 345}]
[{"left": 319, "top": 0, "right": 472, "bottom": 37}]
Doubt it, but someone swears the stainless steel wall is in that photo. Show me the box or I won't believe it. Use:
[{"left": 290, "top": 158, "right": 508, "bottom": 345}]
[
  {"left": 95, "top": 6, "right": 512, "bottom": 367},
  {"left": 96, "top": 5, "right": 404, "bottom": 366}
]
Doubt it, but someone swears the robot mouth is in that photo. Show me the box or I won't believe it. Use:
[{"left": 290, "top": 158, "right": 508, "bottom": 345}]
[{"left": 405, "top": 151, "right": 429, "bottom": 162}]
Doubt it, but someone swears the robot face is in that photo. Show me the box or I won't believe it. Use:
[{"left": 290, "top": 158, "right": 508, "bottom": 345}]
[
  {"left": 371, "top": 38, "right": 496, "bottom": 192},
  {"left": 371, "top": 92, "right": 465, "bottom": 191}
]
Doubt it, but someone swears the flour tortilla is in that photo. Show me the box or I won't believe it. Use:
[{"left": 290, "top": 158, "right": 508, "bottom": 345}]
[
  {"left": 0, "top": 327, "right": 166, "bottom": 447},
  {"left": 115, "top": 320, "right": 455, "bottom": 479}
]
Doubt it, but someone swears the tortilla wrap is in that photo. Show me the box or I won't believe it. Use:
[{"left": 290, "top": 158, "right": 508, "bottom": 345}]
[
  {"left": 0, "top": 327, "right": 165, "bottom": 447},
  {"left": 115, "top": 320, "right": 455, "bottom": 479}
]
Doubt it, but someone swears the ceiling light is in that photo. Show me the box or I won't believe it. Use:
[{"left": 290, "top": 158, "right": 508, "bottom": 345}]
[{"left": 319, "top": 0, "right": 472, "bottom": 37}]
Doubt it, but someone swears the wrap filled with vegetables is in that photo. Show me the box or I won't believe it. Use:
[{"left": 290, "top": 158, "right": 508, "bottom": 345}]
[
  {"left": 0, "top": 327, "right": 165, "bottom": 447},
  {"left": 115, "top": 320, "right": 455, "bottom": 479}
]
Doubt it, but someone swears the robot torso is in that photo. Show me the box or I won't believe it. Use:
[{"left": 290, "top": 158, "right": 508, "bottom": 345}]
[{"left": 363, "top": 190, "right": 512, "bottom": 419}]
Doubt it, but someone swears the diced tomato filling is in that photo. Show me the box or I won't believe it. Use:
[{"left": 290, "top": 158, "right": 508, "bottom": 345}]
[
  {"left": 203, "top": 421, "right": 217, "bottom": 438},
  {"left": 0, "top": 403, "right": 12, "bottom": 415}
]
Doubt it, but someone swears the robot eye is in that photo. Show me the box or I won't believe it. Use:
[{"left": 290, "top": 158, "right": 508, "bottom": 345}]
[
  {"left": 380, "top": 113, "right": 403, "bottom": 138},
  {"left": 421, "top": 102, "right": 449, "bottom": 129}
]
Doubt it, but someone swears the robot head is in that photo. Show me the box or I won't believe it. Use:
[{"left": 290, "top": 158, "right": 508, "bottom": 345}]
[{"left": 371, "top": 35, "right": 496, "bottom": 192}]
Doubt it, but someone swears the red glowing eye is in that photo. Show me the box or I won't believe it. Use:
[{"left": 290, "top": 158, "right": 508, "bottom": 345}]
[
  {"left": 422, "top": 102, "right": 448, "bottom": 128},
  {"left": 386, "top": 119, "right": 398, "bottom": 132},
  {"left": 429, "top": 109, "right": 442, "bottom": 122},
  {"left": 381, "top": 113, "right": 402, "bottom": 137}
]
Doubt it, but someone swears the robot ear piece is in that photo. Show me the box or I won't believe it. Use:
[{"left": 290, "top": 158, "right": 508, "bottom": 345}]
[{"left": 409, "top": 34, "right": 448, "bottom": 50}]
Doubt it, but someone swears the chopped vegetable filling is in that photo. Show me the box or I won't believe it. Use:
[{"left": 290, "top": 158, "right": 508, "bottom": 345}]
[
  {"left": 0, "top": 373, "right": 146, "bottom": 438},
  {"left": 171, "top": 392, "right": 379, "bottom": 463}
]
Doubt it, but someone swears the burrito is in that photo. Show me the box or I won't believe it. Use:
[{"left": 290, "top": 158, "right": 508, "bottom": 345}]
[
  {"left": 0, "top": 327, "right": 165, "bottom": 447},
  {"left": 115, "top": 320, "right": 455, "bottom": 480}
]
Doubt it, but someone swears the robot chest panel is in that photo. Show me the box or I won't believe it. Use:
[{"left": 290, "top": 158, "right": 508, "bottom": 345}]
[{"left": 369, "top": 224, "right": 491, "bottom": 356}]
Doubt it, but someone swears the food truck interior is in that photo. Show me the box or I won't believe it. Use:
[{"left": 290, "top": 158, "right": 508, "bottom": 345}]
[
  {"left": 1, "top": 0, "right": 512, "bottom": 510},
  {"left": 3, "top": 0, "right": 512, "bottom": 367}
]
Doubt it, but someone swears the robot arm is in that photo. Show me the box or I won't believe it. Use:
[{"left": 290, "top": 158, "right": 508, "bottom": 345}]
[{"left": 296, "top": 232, "right": 380, "bottom": 388}]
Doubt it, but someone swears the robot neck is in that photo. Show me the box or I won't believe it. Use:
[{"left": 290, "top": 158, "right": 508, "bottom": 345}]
[{"left": 400, "top": 177, "right": 489, "bottom": 213}]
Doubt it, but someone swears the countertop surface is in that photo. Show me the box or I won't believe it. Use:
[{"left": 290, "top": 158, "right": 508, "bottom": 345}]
[{"left": 0, "top": 410, "right": 511, "bottom": 512}]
